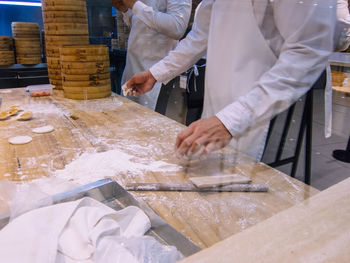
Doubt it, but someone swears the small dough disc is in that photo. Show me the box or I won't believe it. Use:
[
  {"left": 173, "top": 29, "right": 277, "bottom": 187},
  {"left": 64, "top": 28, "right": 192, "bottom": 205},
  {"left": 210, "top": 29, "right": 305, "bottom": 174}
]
[
  {"left": 8, "top": 136, "right": 32, "bottom": 145},
  {"left": 32, "top": 125, "right": 54, "bottom": 134}
]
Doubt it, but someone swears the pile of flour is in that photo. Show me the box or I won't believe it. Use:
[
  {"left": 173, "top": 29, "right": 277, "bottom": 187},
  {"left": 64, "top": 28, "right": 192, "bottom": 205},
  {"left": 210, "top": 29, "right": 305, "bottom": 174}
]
[{"left": 52, "top": 149, "right": 181, "bottom": 186}]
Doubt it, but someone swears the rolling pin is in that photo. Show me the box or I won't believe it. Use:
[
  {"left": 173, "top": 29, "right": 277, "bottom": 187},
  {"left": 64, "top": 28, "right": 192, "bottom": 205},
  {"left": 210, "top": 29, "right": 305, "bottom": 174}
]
[{"left": 125, "top": 183, "right": 269, "bottom": 192}]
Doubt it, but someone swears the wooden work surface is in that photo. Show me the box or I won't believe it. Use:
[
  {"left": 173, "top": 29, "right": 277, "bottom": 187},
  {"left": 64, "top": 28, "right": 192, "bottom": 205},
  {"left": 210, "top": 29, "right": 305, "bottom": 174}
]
[
  {"left": 181, "top": 176, "right": 350, "bottom": 262},
  {"left": 0, "top": 88, "right": 318, "bottom": 248}
]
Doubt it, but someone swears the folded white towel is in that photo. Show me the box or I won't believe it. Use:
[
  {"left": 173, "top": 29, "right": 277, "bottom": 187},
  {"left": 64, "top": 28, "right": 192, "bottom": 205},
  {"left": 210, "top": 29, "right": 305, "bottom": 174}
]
[{"left": 0, "top": 197, "right": 151, "bottom": 263}]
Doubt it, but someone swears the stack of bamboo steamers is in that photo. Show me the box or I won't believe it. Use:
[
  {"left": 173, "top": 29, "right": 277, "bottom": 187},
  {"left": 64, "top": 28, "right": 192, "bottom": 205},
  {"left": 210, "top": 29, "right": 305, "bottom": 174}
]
[
  {"left": 41, "top": 0, "right": 90, "bottom": 90},
  {"left": 0, "top": 37, "right": 15, "bottom": 65},
  {"left": 60, "top": 45, "right": 111, "bottom": 99},
  {"left": 11, "top": 22, "right": 42, "bottom": 65},
  {"left": 41, "top": 0, "right": 111, "bottom": 100}
]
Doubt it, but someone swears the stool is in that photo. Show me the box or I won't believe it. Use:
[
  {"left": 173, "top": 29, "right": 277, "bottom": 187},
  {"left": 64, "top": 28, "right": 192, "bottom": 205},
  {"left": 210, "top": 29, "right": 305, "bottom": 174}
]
[{"left": 263, "top": 88, "right": 314, "bottom": 185}]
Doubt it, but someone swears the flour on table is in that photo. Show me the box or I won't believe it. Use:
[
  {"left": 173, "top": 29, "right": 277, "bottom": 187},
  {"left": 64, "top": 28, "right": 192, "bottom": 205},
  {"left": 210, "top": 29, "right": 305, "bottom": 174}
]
[
  {"left": 8, "top": 136, "right": 32, "bottom": 145},
  {"left": 32, "top": 125, "right": 54, "bottom": 134},
  {"left": 53, "top": 149, "right": 181, "bottom": 186},
  {"left": 0, "top": 90, "right": 12, "bottom": 94}
]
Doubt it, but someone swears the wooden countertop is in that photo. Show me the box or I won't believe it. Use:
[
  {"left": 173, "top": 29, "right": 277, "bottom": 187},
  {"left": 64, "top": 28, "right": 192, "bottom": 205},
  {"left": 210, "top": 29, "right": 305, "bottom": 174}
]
[
  {"left": 0, "top": 88, "right": 318, "bottom": 248},
  {"left": 180, "top": 176, "right": 350, "bottom": 262}
]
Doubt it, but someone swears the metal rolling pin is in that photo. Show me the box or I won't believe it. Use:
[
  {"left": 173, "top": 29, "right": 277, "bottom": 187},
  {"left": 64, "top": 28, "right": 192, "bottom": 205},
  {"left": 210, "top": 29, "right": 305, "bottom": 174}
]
[{"left": 125, "top": 183, "right": 269, "bottom": 192}]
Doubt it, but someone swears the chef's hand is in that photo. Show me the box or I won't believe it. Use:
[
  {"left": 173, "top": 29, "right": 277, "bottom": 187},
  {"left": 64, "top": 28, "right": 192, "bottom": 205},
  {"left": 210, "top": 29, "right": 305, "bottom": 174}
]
[
  {"left": 122, "top": 0, "right": 137, "bottom": 9},
  {"left": 111, "top": 0, "right": 128, "bottom": 12},
  {"left": 176, "top": 117, "right": 232, "bottom": 160},
  {"left": 125, "top": 70, "right": 157, "bottom": 97}
]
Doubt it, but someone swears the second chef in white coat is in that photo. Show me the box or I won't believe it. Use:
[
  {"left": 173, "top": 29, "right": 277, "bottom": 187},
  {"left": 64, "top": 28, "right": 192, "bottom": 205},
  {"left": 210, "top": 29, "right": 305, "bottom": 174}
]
[
  {"left": 112, "top": 0, "right": 191, "bottom": 110},
  {"left": 125, "top": 0, "right": 336, "bottom": 160}
]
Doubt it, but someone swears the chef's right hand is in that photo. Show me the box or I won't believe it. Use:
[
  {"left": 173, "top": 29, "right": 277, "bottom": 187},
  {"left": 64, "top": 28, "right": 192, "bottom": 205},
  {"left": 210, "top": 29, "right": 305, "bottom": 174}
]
[
  {"left": 125, "top": 70, "right": 157, "bottom": 96},
  {"left": 111, "top": 0, "right": 128, "bottom": 12}
]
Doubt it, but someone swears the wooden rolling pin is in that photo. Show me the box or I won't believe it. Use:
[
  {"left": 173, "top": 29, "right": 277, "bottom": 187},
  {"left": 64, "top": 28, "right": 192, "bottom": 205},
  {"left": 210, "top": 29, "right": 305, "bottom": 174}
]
[{"left": 125, "top": 183, "right": 269, "bottom": 192}]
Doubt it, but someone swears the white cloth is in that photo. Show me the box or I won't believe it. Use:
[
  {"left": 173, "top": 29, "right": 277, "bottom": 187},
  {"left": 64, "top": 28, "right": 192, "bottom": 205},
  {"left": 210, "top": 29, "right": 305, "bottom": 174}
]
[
  {"left": 151, "top": 0, "right": 336, "bottom": 160},
  {"left": 0, "top": 197, "right": 151, "bottom": 263},
  {"left": 121, "top": 0, "right": 191, "bottom": 110}
]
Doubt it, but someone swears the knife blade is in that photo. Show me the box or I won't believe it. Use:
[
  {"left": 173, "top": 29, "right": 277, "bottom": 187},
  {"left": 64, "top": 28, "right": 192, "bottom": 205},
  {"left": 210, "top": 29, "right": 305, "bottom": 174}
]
[{"left": 125, "top": 183, "right": 268, "bottom": 192}]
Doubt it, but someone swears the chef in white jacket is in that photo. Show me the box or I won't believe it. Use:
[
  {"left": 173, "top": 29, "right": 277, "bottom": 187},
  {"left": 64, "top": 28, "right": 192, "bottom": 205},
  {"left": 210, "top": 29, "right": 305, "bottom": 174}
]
[
  {"left": 112, "top": 0, "right": 191, "bottom": 110},
  {"left": 124, "top": 0, "right": 336, "bottom": 160},
  {"left": 335, "top": 0, "right": 350, "bottom": 51}
]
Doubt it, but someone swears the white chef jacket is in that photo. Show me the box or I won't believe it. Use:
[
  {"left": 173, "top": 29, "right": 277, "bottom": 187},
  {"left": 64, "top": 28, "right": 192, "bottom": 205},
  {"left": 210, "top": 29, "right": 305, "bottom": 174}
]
[
  {"left": 121, "top": 0, "right": 191, "bottom": 110},
  {"left": 335, "top": 0, "right": 350, "bottom": 51},
  {"left": 151, "top": 0, "right": 335, "bottom": 160}
]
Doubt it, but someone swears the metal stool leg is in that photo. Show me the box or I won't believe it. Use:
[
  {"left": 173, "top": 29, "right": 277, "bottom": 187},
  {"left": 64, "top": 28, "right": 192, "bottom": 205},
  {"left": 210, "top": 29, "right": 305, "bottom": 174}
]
[{"left": 304, "top": 89, "right": 313, "bottom": 184}]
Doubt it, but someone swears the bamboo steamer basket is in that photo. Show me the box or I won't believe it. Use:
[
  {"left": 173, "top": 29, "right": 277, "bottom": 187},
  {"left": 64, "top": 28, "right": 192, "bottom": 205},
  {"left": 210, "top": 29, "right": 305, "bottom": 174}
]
[
  {"left": 41, "top": 0, "right": 89, "bottom": 90},
  {"left": 60, "top": 46, "right": 108, "bottom": 56},
  {"left": 11, "top": 23, "right": 40, "bottom": 38},
  {"left": 46, "top": 57, "right": 61, "bottom": 68},
  {"left": 42, "top": 0, "right": 86, "bottom": 12},
  {"left": 45, "top": 34, "right": 90, "bottom": 57},
  {"left": 63, "top": 79, "right": 110, "bottom": 87},
  {"left": 62, "top": 72, "right": 110, "bottom": 81},
  {"left": 43, "top": 10, "right": 87, "bottom": 22},
  {"left": 46, "top": 47, "right": 60, "bottom": 57},
  {"left": 16, "top": 48, "right": 42, "bottom": 54},
  {"left": 44, "top": 16, "right": 88, "bottom": 24},
  {"left": 0, "top": 51, "right": 15, "bottom": 65},
  {"left": 0, "top": 58, "right": 15, "bottom": 65},
  {"left": 44, "top": 23, "right": 89, "bottom": 35},
  {"left": 12, "top": 33, "right": 40, "bottom": 39},
  {"left": 15, "top": 53, "right": 41, "bottom": 58},
  {"left": 12, "top": 22, "right": 42, "bottom": 65},
  {"left": 63, "top": 84, "right": 111, "bottom": 94},
  {"left": 61, "top": 61, "right": 110, "bottom": 69},
  {"left": 12, "top": 29, "right": 40, "bottom": 34},
  {"left": 0, "top": 51, "right": 16, "bottom": 58},
  {"left": 14, "top": 38, "right": 40, "bottom": 45},
  {"left": 45, "top": 35, "right": 89, "bottom": 44},
  {"left": 16, "top": 57, "right": 42, "bottom": 64},
  {"left": 48, "top": 68, "right": 61, "bottom": 75},
  {"left": 61, "top": 54, "right": 109, "bottom": 62},
  {"left": 0, "top": 36, "right": 14, "bottom": 50},
  {"left": 61, "top": 67, "right": 110, "bottom": 75},
  {"left": 11, "top": 22, "right": 39, "bottom": 28},
  {"left": 49, "top": 78, "right": 62, "bottom": 86},
  {"left": 64, "top": 90, "right": 111, "bottom": 100},
  {"left": 60, "top": 45, "right": 111, "bottom": 99}
]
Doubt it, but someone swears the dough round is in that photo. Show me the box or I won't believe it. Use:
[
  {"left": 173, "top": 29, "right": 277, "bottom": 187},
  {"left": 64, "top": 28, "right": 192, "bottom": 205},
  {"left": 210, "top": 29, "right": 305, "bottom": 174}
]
[
  {"left": 32, "top": 125, "right": 54, "bottom": 134},
  {"left": 8, "top": 136, "right": 32, "bottom": 145}
]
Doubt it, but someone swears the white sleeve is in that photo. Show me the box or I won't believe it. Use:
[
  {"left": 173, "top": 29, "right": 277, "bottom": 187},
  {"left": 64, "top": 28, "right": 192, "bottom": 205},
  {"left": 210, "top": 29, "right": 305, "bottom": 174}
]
[
  {"left": 150, "top": 0, "right": 213, "bottom": 84},
  {"left": 131, "top": 0, "right": 191, "bottom": 40},
  {"left": 122, "top": 9, "right": 133, "bottom": 27},
  {"left": 216, "top": 0, "right": 336, "bottom": 137}
]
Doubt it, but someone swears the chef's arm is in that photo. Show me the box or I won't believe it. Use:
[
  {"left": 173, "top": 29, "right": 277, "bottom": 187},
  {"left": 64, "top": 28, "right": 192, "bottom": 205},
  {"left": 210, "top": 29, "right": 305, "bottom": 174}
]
[
  {"left": 149, "top": 0, "right": 213, "bottom": 84},
  {"left": 216, "top": 0, "right": 336, "bottom": 138},
  {"left": 128, "top": 0, "right": 191, "bottom": 40}
]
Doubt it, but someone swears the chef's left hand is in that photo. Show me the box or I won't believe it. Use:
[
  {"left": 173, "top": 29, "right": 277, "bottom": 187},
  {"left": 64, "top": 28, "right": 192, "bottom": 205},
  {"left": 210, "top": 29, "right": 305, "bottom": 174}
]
[
  {"left": 122, "top": 0, "right": 137, "bottom": 9},
  {"left": 176, "top": 117, "right": 232, "bottom": 159}
]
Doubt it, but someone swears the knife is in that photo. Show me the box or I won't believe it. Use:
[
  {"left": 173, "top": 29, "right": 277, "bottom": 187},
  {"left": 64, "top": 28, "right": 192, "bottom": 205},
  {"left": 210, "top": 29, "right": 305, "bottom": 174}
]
[{"left": 125, "top": 183, "right": 269, "bottom": 192}]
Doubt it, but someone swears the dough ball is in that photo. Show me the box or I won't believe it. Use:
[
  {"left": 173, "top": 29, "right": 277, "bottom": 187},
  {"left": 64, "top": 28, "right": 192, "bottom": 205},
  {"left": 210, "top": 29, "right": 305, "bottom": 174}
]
[{"left": 8, "top": 136, "right": 32, "bottom": 145}]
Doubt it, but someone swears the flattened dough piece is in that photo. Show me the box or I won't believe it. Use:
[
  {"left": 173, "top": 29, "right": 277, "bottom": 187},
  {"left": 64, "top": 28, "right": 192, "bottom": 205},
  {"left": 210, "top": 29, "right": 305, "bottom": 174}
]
[
  {"left": 32, "top": 125, "right": 54, "bottom": 134},
  {"left": 189, "top": 174, "right": 251, "bottom": 188},
  {"left": 8, "top": 136, "right": 32, "bottom": 145}
]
